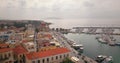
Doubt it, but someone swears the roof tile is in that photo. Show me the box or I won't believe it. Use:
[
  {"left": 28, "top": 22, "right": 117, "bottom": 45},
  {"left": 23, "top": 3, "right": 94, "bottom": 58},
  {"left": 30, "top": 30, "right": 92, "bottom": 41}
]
[
  {"left": 13, "top": 45, "right": 27, "bottom": 55},
  {"left": 26, "top": 47, "right": 70, "bottom": 60}
]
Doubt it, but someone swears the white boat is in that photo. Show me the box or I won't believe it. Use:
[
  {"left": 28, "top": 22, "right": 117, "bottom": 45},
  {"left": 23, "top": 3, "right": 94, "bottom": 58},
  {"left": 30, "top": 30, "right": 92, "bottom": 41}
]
[
  {"left": 72, "top": 43, "right": 84, "bottom": 53},
  {"left": 95, "top": 55, "right": 113, "bottom": 63},
  {"left": 97, "top": 37, "right": 108, "bottom": 44},
  {"left": 96, "top": 34, "right": 116, "bottom": 46},
  {"left": 115, "top": 42, "right": 120, "bottom": 46}
]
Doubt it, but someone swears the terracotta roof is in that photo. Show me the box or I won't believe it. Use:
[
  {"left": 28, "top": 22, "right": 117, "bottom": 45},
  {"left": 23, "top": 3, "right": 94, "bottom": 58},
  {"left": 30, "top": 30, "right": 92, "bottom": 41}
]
[
  {"left": 13, "top": 45, "right": 27, "bottom": 55},
  {"left": 0, "top": 44, "right": 9, "bottom": 47},
  {"left": 0, "top": 48, "right": 12, "bottom": 53},
  {"left": 44, "top": 34, "right": 52, "bottom": 38},
  {"left": 22, "top": 40, "right": 29, "bottom": 43},
  {"left": 26, "top": 47, "right": 70, "bottom": 60}
]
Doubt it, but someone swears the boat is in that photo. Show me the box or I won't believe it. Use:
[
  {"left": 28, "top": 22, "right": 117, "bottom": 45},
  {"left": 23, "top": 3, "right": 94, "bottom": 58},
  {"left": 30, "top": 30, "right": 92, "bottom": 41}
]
[
  {"left": 110, "top": 36, "right": 116, "bottom": 41},
  {"left": 115, "top": 42, "right": 120, "bottom": 46},
  {"left": 109, "top": 42, "right": 116, "bottom": 46},
  {"left": 108, "top": 36, "right": 116, "bottom": 46},
  {"left": 96, "top": 34, "right": 116, "bottom": 46},
  {"left": 72, "top": 43, "right": 83, "bottom": 50},
  {"left": 97, "top": 37, "right": 108, "bottom": 44},
  {"left": 104, "top": 56, "right": 113, "bottom": 63},
  {"left": 79, "top": 47, "right": 84, "bottom": 53},
  {"left": 95, "top": 55, "right": 113, "bottom": 63},
  {"left": 72, "top": 43, "right": 84, "bottom": 53}
]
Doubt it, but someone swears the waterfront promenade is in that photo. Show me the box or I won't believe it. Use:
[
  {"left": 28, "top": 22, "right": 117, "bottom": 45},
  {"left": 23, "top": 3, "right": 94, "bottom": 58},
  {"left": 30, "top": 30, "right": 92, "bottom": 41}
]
[{"left": 52, "top": 31, "right": 97, "bottom": 63}]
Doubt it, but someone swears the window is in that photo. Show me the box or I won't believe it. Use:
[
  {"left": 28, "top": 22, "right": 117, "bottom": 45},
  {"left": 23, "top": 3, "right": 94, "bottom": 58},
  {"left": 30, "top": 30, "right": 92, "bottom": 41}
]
[
  {"left": 38, "top": 60, "right": 40, "bottom": 63},
  {"left": 5, "top": 54, "right": 7, "bottom": 58},
  {"left": 47, "top": 58, "right": 49, "bottom": 62},
  {"left": 60, "top": 55, "right": 62, "bottom": 59},
  {"left": 67, "top": 54, "right": 69, "bottom": 57},
  {"left": 64, "top": 54, "right": 66, "bottom": 58},
  {"left": 20, "top": 55, "right": 22, "bottom": 58},
  {"left": 56, "top": 56, "right": 58, "bottom": 60},
  {"left": 42, "top": 59, "right": 45, "bottom": 63},
  {"left": 51, "top": 57, "right": 53, "bottom": 60},
  {"left": 9, "top": 53, "right": 11, "bottom": 57}
]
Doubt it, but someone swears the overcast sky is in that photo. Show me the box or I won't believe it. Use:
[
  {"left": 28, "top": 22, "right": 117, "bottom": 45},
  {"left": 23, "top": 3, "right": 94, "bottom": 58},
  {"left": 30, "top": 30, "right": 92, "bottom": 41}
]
[{"left": 0, "top": 0, "right": 120, "bottom": 20}]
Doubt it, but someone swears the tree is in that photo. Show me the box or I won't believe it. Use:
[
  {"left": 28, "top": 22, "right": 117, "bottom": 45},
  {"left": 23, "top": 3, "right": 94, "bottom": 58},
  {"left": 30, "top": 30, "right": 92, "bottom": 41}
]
[{"left": 61, "top": 58, "right": 74, "bottom": 63}]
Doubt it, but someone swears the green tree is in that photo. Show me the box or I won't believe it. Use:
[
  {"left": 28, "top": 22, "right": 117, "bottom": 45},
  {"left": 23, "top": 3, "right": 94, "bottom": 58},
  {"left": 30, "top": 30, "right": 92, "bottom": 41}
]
[{"left": 61, "top": 58, "right": 74, "bottom": 63}]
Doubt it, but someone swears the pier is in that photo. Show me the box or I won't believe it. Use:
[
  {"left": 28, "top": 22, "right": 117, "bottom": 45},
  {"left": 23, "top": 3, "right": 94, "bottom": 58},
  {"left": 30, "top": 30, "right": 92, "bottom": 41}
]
[{"left": 73, "top": 26, "right": 120, "bottom": 35}]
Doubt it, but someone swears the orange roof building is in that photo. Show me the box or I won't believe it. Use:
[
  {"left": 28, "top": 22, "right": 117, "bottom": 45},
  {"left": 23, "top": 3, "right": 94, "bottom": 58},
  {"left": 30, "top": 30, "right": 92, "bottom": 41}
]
[
  {"left": 13, "top": 45, "right": 27, "bottom": 55},
  {"left": 0, "top": 43, "right": 9, "bottom": 48},
  {"left": 26, "top": 47, "right": 71, "bottom": 63},
  {"left": 0, "top": 48, "right": 12, "bottom": 53},
  {"left": 0, "top": 48, "right": 14, "bottom": 63},
  {"left": 13, "top": 45, "right": 28, "bottom": 63}
]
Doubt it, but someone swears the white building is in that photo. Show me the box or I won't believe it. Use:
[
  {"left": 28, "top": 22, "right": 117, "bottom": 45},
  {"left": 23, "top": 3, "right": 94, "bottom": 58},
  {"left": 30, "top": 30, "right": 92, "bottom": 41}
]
[{"left": 23, "top": 42, "right": 36, "bottom": 52}]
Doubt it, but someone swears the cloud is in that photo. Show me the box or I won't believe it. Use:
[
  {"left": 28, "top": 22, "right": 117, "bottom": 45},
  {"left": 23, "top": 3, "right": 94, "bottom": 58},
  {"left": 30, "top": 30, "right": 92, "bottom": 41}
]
[{"left": 0, "top": 0, "right": 120, "bottom": 19}]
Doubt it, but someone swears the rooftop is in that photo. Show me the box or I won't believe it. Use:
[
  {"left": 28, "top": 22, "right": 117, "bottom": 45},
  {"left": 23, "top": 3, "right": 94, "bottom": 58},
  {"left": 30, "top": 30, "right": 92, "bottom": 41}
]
[
  {"left": 0, "top": 48, "right": 12, "bottom": 53},
  {"left": 0, "top": 43, "right": 9, "bottom": 47},
  {"left": 26, "top": 47, "right": 70, "bottom": 60},
  {"left": 13, "top": 45, "right": 27, "bottom": 55}
]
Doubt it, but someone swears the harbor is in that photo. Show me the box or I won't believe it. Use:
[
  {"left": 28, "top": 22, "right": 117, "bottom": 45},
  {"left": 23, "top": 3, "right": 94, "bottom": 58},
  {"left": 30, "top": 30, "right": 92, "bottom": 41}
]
[
  {"left": 65, "top": 33, "right": 120, "bottom": 63},
  {"left": 52, "top": 31, "right": 98, "bottom": 63}
]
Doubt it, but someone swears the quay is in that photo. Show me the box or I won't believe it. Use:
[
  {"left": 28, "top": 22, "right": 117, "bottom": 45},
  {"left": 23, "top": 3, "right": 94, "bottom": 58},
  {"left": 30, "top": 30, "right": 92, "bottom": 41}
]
[{"left": 52, "top": 31, "right": 98, "bottom": 63}]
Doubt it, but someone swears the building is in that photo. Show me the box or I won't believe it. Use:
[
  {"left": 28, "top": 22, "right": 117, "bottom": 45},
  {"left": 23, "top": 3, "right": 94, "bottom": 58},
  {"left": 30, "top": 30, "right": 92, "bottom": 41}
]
[
  {"left": 13, "top": 45, "right": 28, "bottom": 63},
  {"left": 22, "top": 42, "right": 36, "bottom": 52},
  {"left": 25, "top": 24, "right": 35, "bottom": 36},
  {"left": 0, "top": 44, "right": 9, "bottom": 49},
  {"left": 39, "top": 46, "right": 57, "bottom": 52},
  {"left": 0, "top": 48, "right": 14, "bottom": 63},
  {"left": 26, "top": 47, "right": 71, "bottom": 63},
  {"left": 39, "top": 21, "right": 51, "bottom": 32}
]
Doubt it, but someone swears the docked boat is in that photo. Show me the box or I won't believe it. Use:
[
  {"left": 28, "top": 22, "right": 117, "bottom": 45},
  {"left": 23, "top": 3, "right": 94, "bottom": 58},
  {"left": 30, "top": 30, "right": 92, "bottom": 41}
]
[
  {"left": 110, "top": 36, "right": 116, "bottom": 41},
  {"left": 72, "top": 43, "right": 84, "bottom": 53},
  {"left": 97, "top": 37, "right": 108, "bottom": 44},
  {"left": 115, "top": 42, "right": 120, "bottom": 46},
  {"left": 109, "top": 41, "right": 116, "bottom": 46},
  {"left": 95, "top": 55, "right": 113, "bottom": 63},
  {"left": 96, "top": 34, "right": 116, "bottom": 46},
  {"left": 72, "top": 43, "right": 83, "bottom": 49}
]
